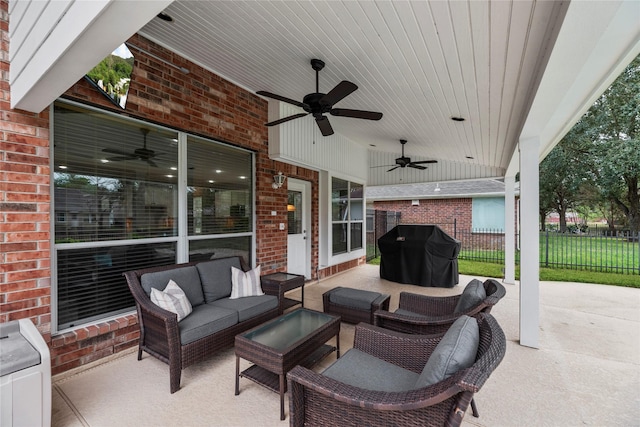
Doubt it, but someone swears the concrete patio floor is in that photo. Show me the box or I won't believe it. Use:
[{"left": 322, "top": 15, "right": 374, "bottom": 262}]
[{"left": 51, "top": 264, "right": 640, "bottom": 426}]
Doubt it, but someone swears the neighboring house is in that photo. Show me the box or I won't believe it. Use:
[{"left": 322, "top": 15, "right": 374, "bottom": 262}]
[{"left": 366, "top": 178, "right": 519, "bottom": 235}]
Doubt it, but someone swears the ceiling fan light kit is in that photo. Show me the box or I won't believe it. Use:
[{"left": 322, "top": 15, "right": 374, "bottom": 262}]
[{"left": 257, "top": 59, "right": 383, "bottom": 136}]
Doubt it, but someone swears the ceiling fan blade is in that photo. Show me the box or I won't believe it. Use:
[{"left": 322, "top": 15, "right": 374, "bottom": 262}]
[
  {"left": 146, "top": 159, "right": 159, "bottom": 168},
  {"left": 256, "top": 91, "right": 306, "bottom": 109},
  {"left": 330, "top": 108, "right": 383, "bottom": 121},
  {"left": 315, "top": 116, "right": 334, "bottom": 136},
  {"left": 103, "top": 148, "right": 130, "bottom": 156},
  {"left": 107, "top": 156, "right": 136, "bottom": 162},
  {"left": 370, "top": 164, "right": 396, "bottom": 168},
  {"left": 320, "top": 81, "right": 358, "bottom": 106},
  {"left": 265, "top": 113, "right": 308, "bottom": 127},
  {"left": 410, "top": 160, "right": 438, "bottom": 165},
  {"left": 387, "top": 166, "right": 400, "bottom": 172},
  {"left": 408, "top": 163, "right": 427, "bottom": 170}
]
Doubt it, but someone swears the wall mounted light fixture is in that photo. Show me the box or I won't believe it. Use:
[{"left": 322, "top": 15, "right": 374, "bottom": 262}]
[
  {"left": 272, "top": 172, "right": 287, "bottom": 189},
  {"left": 434, "top": 183, "right": 441, "bottom": 192}
]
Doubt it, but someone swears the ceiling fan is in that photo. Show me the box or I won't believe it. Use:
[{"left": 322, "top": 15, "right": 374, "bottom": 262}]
[
  {"left": 376, "top": 139, "right": 438, "bottom": 172},
  {"left": 257, "top": 59, "right": 383, "bottom": 136},
  {"left": 102, "top": 128, "right": 159, "bottom": 167}
]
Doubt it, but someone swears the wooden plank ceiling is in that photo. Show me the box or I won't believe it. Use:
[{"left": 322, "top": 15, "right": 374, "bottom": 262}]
[{"left": 138, "top": 0, "right": 569, "bottom": 175}]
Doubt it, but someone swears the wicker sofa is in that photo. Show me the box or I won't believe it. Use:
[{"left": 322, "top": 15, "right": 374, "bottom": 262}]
[
  {"left": 124, "top": 256, "right": 279, "bottom": 393},
  {"left": 287, "top": 313, "right": 506, "bottom": 427}
]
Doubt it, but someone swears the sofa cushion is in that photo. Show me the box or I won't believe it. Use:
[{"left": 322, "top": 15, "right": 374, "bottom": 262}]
[
  {"left": 322, "top": 348, "right": 419, "bottom": 392},
  {"left": 209, "top": 295, "right": 278, "bottom": 322},
  {"left": 453, "top": 279, "right": 486, "bottom": 314},
  {"left": 329, "top": 287, "right": 382, "bottom": 310},
  {"left": 197, "top": 257, "right": 243, "bottom": 303},
  {"left": 141, "top": 266, "right": 205, "bottom": 307},
  {"left": 415, "top": 315, "right": 479, "bottom": 389},
  {"left": 230, "top": 265, "right": 263, "bottom": 299},
  {"left": 178, "top": 304, "right": 238, "bottom": 345},
  {"left": 150, "top": 279, "right": 193, "bottom": 322}
]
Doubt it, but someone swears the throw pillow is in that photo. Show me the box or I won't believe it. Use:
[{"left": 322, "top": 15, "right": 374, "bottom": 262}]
[
  {"left": 453, "top": 279, "right": 486, "bottom": 314},
  {"left": 229, "top": 265, "right": 263, "bottom": 299},
  {"left": 150, "top": 279, "right": 193, "bottom": 322},
  {"left": 414, "top": 315, "right": 479, "bottom": 388}
]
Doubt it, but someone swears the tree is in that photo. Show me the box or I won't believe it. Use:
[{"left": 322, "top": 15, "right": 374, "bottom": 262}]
[
  {"left": 539, "top": 126, "right": 590, "bottom": 232},
  {"left": 582, "top": 54, "right": 640, "bottom": 232}
]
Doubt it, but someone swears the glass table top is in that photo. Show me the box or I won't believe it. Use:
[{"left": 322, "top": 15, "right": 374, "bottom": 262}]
[
  {"left": 241, "top": 309, "right": 333, "bottom": 351},
  {"left": 262, "top": 272, "right": 301, "bottom": 282}
]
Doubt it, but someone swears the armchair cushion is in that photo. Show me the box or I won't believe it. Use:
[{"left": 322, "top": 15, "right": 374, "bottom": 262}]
[
  {"left": 322, "top": 348, "right": 419, "bottom": 392},
  {"left": 453, "top": 279, "right": 486, "bottom": 314},
  {"left": 394, "top": 308, "right": 428, "bottom": 318},
  {"left": 141, "top": 266, "right": 205, "bottom": 307},
  {"left": 415, "top": 315, "right": 479, "bottom": 388},
  {"left": 150, "top": 279, "right": 193, "bottom": 322}
]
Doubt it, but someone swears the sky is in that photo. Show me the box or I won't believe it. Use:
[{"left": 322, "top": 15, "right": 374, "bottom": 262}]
[{"left": 112, "top": 44, "right": 133, "bottom": 59}]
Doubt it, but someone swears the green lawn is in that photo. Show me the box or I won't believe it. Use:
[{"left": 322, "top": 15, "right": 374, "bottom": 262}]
[
  {"left": 539, "top": 233, "right": 638, "bottom": 274},
  {"left": 457, "top": 233, "right": 639, "bottom": 275},
  {"left": 367, "top": 257, "right": 639, "bottom": 288}
]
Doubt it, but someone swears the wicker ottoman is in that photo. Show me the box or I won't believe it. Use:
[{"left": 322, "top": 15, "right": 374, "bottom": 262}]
[{"left": 323, "top": 287, "right": 391, "bottom": 324}]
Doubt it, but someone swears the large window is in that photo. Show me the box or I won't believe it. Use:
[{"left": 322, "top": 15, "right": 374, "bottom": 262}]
[
  {"left": 472, "top": 197, "right": 505, "bottom": 231},
  {"left": 331, "top": 177, "right": 364, "bottom": 255},
  {"left": 53, "top": 102, "right": 254, "bottom": 330}
]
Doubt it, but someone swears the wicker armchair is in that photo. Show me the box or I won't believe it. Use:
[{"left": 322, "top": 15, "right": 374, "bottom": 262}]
[
  {"left": 288, "top": 314, "right": 506, "bottom": 427},
  {"left": 374, "top": 279, "right": 506, "bottom": 335}
]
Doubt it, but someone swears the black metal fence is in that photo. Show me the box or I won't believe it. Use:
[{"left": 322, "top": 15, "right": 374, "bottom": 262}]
[
  {"left": 366, "top": 209, "right": 401, "bottom": 261},
  {"left": 366, "top": 213, "right": 640, "bottom": 275}
]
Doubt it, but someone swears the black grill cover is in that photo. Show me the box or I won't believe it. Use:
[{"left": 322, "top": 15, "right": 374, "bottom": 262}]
[{"left": 378, "top": 224, "right": 461, "bottom": 288}]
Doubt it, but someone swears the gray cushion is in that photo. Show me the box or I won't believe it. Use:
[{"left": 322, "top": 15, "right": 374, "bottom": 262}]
[
  {"left": 322, "top": 348, "right": 419, "bottom": 392},
  {"left": 329, "top": 287, "right": 382, "bottom": 310},
  {"left": 453, "top": 279, "right": 486, "bottom": 314},
  {"left": 209, "top": 295, "right": 278, "bottom": 322},
  {"left": 197, "top": 257, "right": 243, "bottom": 303},
  {"left": 178, "top": 304, "right": 238, "bottom": 345},
  {"left": 415, "top": 315, "right": 479, "bottom": 388},
  {"left": 140, "top": 266, "right": 205, "bottom": 307},
  {"left": 394, "top": 308, "right": 428, "bottom": 318}
]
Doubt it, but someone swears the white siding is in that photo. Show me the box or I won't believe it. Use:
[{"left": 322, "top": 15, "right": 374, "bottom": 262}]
[
  {"left": 268, "top": 103, "right": 368, "bottom": 182},
  {"left": 367, "top": 150, "right": 503, "bottom": 186},
  {"left": 8, "top": 0, "right": 171, "bottom": 112}
]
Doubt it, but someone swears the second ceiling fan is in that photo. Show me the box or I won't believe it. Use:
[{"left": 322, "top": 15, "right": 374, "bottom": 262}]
[
  {"left": 380, "top": 139, "right": 438, "bottom": 172},
  {"left": 257, "top": 59, "right": 383, "bottom": 136}
]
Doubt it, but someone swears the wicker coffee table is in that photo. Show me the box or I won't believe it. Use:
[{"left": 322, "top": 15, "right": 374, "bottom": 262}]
[{"left": 235, "top": 308, "right": 340, "bottom": 420}]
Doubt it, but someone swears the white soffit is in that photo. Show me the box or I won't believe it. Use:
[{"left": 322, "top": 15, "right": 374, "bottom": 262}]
[
  {"left": 506, "top": 0, "right": 640, "bottom": 176},
  {"left": 9, "top": 0, "right": 172, "bottom": 112}
]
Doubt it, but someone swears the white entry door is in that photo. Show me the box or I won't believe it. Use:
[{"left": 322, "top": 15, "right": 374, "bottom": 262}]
[{"left": 287, "top": 179, "right": 311, "bottom": 278}]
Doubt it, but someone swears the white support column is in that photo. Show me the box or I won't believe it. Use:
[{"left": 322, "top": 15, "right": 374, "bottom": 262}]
[
  {"left": 519, "top": 137, "right": 540, "bottom": 348},
  {"left": 504, "top": 175, "right": 516, "bottom": 285}
]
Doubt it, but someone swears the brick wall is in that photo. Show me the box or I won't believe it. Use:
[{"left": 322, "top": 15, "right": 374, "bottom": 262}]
[
  {"left": 0, "top": 9, "right": 355, "bottom": 376},
  {"left": 0, "top": 1, "right": 52, "bottom": 342},
  {"left": 373, "top": 198, "right": 472, "bottom": 235}
]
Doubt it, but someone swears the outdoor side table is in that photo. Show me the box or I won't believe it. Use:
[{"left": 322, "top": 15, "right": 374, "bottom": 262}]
[{"left": 261, "top": 272, "right": 304, "bottom": 314}]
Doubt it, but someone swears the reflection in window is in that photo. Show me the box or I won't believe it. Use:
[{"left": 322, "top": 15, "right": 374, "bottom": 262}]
[
  {"left": 187, "top": 135, "right": 252, "bottom": 235},
  {"left": 189, "top": 237, "right": 252, "bottom": 265},
  {"left": 54, "top": 104, "right": 179, "bottom": 243},
  {"left": 53, "top": 102, "right": 255, "bottom": 330},
  {"left": 331, "top": 177, "right": 364, "bottom": 255},
  {"left": 288, "top": 191, "right": 302, "bottom": 234}
]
